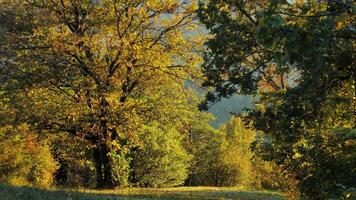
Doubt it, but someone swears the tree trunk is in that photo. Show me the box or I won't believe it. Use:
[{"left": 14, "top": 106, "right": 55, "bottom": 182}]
[
  {"left": 102, "top": 143, "right": 115, "bottom": 188},
  {"left": 93, "top": 145, "right": 104, "bottom": 188},
  {"left": 93, "top": 143, "right": 115, "bottom": 188}
]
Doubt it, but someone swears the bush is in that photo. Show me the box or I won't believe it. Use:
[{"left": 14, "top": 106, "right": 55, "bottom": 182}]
[
  {"left": 129, "top": 123, "right": 191, "bottom": 187},
  {"left": 0, "top": 124, "right": 58, "bottom": 188},
  {"left": 109, "top": 150, "right": 131, "bottom": 187}
]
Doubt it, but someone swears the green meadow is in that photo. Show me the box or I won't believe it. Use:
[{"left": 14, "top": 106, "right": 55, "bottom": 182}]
[{"left": 0, "top": 185, "right": 284, "bottom": 200}]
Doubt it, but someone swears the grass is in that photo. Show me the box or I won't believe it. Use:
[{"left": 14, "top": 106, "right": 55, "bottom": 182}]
[{"left": 0, "top": 184, "right": 285, "bottom": 200}]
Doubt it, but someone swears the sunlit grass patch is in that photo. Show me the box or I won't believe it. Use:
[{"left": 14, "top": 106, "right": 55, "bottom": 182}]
[{"left": 0, "top": 184, "right": 284, "bottom": 200}]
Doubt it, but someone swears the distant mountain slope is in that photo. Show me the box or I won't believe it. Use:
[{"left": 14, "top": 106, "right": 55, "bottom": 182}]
[
  {"left": 185, "top": 81, "right": 252, "bottom": 128},
  {"left": 208, "top": 95, "right": 252, "bottom": 128}
]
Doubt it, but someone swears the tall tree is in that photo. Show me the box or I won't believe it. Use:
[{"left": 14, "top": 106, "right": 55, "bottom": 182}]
[
  {"left": 0, "top": 0, "right": 203, "bottom": 188},
  {"left": 198, "top": 0, "right": 355, "bottom": 198}
]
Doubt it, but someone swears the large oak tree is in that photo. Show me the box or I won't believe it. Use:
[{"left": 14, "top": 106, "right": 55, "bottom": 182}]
[{"left": 0, "top": 0, "right": 203, "bottom": 188}]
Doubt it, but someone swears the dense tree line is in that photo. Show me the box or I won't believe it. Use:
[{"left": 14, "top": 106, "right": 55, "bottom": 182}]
[
  {"left": 187, "top": 117, "right": 284, "bottom": 189},
  {"left": 0, "top": 0, "right": 278, "bottom": 191},
  {"left": 0, "top": 115, "right": 280, "bottom": 190}
]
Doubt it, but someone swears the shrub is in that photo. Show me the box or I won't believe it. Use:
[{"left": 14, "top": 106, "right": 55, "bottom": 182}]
[
  {"left": 0, "top": 124, "right": 58, "bottom": 188},
  {"left": 129, "top": 123, "right": 191, "bottom": 187}
]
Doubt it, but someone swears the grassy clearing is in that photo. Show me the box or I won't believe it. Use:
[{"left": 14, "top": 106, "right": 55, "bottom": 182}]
[{"left": 0, "top": 184, "right": 284, "bottom": 200}]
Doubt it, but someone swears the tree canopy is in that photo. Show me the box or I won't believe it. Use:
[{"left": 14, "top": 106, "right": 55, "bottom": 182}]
[
  {"left": 0, "top": 0, "right": 204, "bottom": 188},
  {"left": 0, "top": 0, "right": 354, "bottom": 198},
  {"left": 198, "top": 0, "right": 355, "bottom": 199}
]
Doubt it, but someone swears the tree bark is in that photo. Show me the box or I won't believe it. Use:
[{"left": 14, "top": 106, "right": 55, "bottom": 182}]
[
  {"left": 93, "top": 142, "right": 115, "bottom": 189},
  {"left": 102, "top": 143, "right": 115, "bottom": 188},
  {"left": 93, "top": 145, "right": 104, "bottom": 188}
]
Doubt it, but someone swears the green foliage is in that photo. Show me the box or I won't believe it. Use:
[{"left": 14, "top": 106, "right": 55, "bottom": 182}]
[
  {"left": 198, "top": 0, "right": 355, "bottom": 199},
  {"left": 188, "top": 116, "right": 282, "bottom": 189},
  {"left": 250, "top": 77, "right": 356, "bottom": 199},
  {"left": 130, "top": 123, "right": 191, "bottom": 188},
  {"left": 51, "top": 133, "right": 96, "bottom": 188},
  {"left": 187, "top": 123, "right": 226, "bottom": 186},
  {"left": 219, "top": 117, "right": 257, "bottom": 187},
  {"left": 219, "top": 117, "right": 285, "bottom": 189},
  {"left": 0, "top": 0, "right": 204, "bottom": 188},
  {"left": 109, "top": 151, "right": 131, "bottom": 187},
  {"left": 0, "top": 124, "right": 58, "bottom": 188}
]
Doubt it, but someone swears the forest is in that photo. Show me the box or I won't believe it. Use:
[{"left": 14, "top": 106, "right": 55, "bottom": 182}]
[{"left": 0, "top": 0, "right": 355, "bottom": 200}]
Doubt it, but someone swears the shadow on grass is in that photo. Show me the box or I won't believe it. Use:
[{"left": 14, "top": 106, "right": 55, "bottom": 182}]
[{"left": 0, "top": 184, "right": 285, "bottom": 200}]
